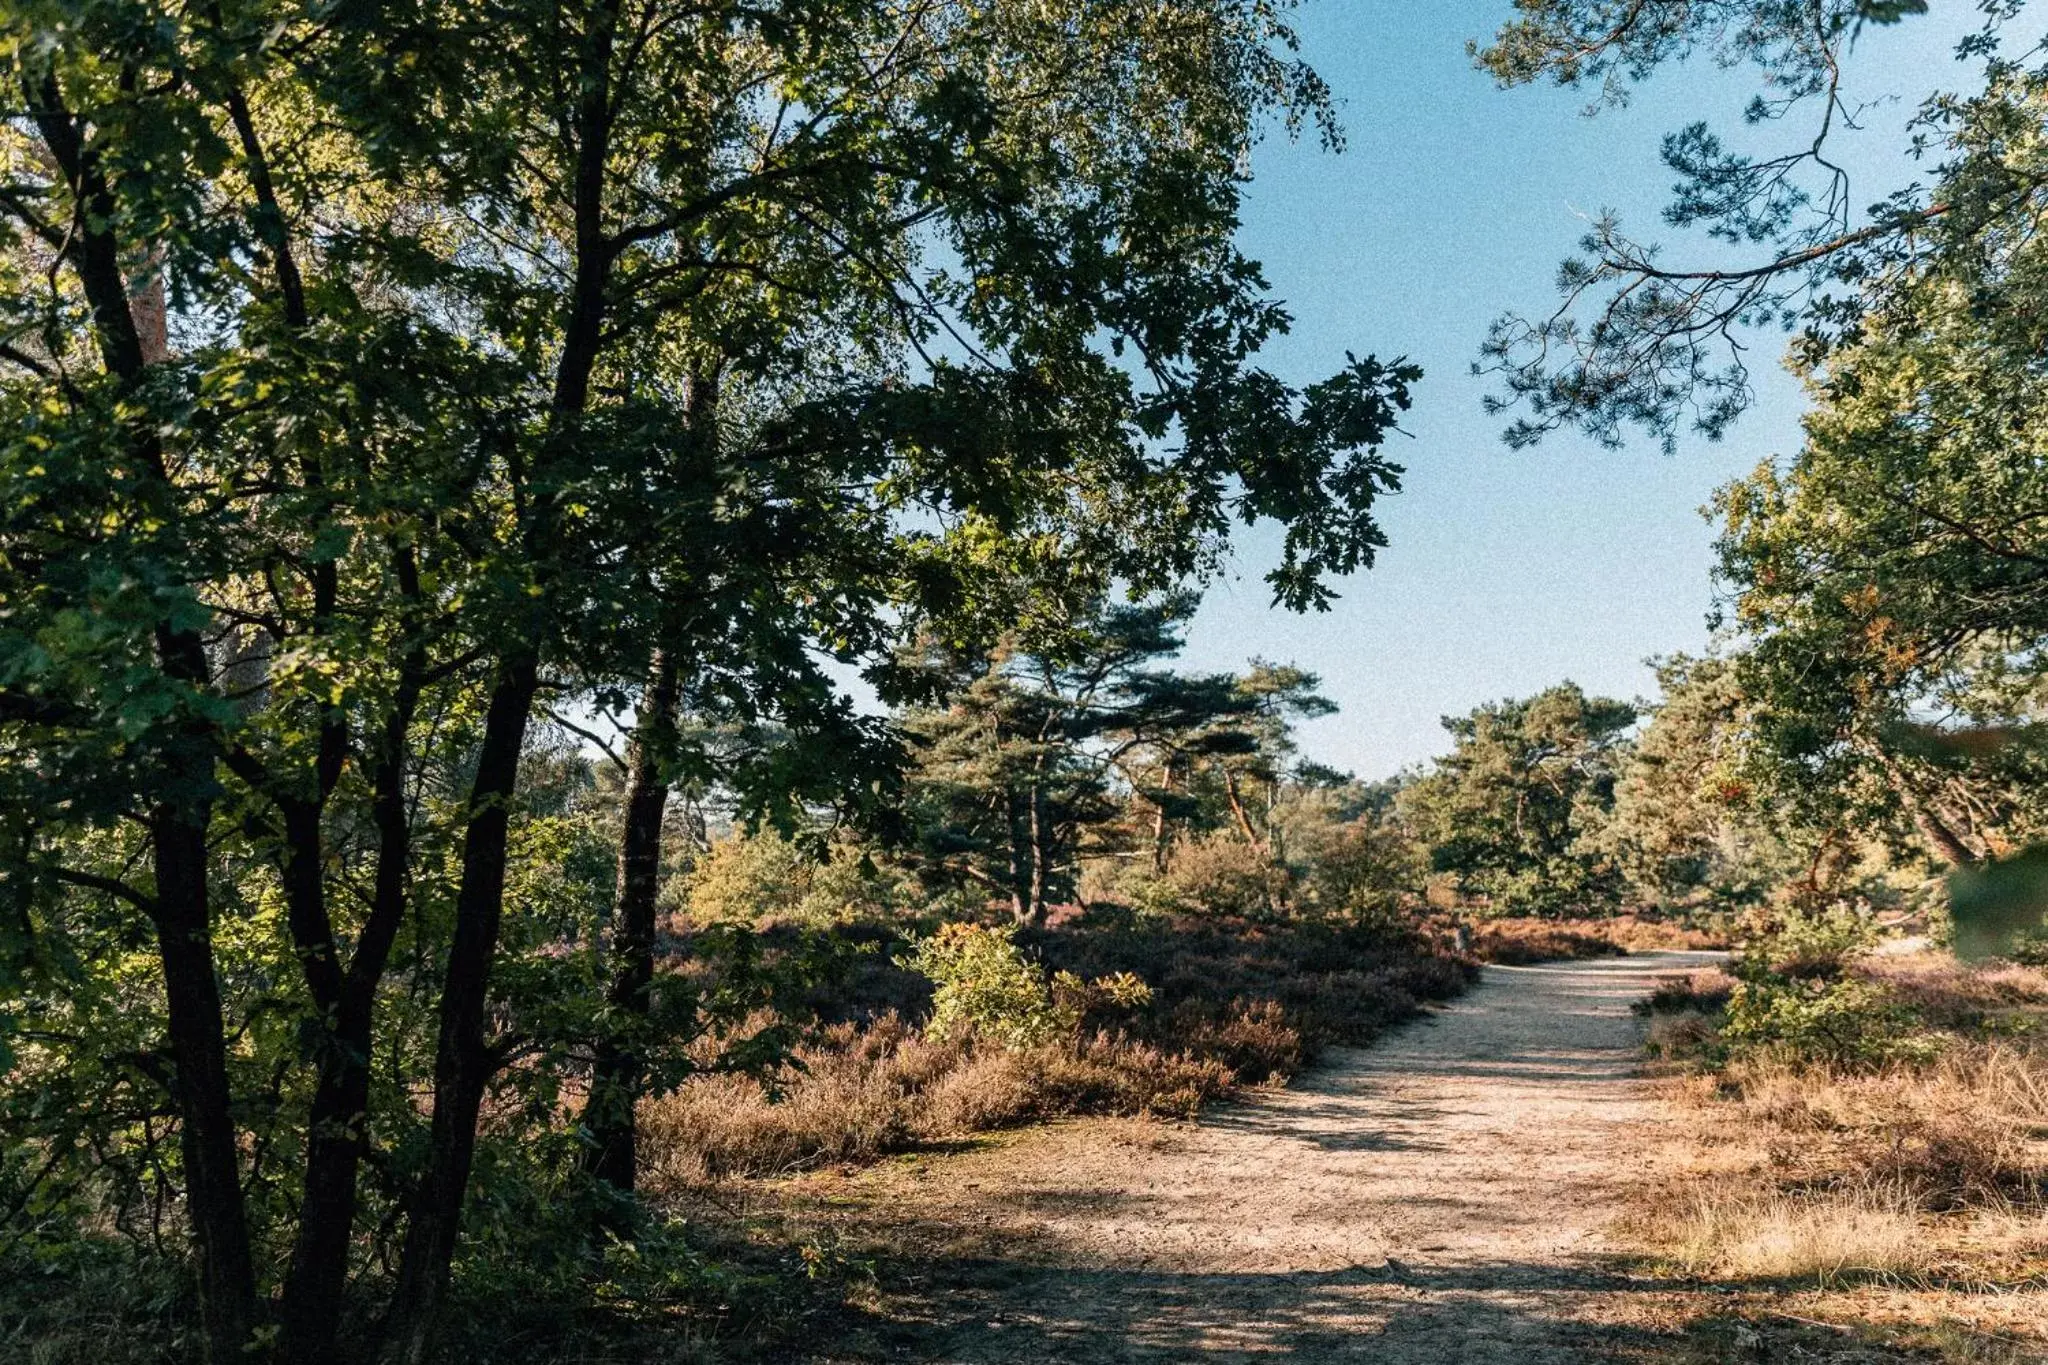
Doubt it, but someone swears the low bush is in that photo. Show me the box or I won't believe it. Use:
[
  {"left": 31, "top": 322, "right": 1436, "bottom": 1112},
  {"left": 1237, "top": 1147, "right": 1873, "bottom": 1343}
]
[
  {"left": 912, "top": 923, "right": 1071, "bottom": 1048},
  {"left": 1720, "top": 974, "right": 1928, "bottom": 1068},
  {"left": 1640, "top": 967, "right": 1737, "bottom": 1017},
  {"left": 638, "top": 908, "right": 1469, "bottom": 1186},
  {"left": 1753, "top": 901, "right": 1880, "bottom": 980},
  {"left": 1145, "top": 832, "right": 1288, "bottom": 918}
]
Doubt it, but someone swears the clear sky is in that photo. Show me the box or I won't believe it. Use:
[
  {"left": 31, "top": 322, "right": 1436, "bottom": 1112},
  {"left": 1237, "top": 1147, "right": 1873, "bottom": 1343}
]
[{"left": 1179, "top": 1, "right": 1975, "bottom": 780}]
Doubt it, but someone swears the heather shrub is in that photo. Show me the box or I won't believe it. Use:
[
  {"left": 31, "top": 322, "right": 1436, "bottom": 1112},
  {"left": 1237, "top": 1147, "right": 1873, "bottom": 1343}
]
[
  {"left": 638, "top": 908, "right": 1468, "bottom": 1186},
  {"left": 1465, "top": 917, "right": 1623, "bottom": 964},
  {"left": 2009, "top": 926, "right": 2048, "bottom": 969},
  {"left": 1639, "top": 968, "right": 1737, "bottom": 1017}
]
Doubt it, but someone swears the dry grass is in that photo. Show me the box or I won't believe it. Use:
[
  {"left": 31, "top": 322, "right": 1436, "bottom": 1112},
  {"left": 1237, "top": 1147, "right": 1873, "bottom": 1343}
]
[
  {"left": 640, "top": 911, "right": 1466, "bottom": 1188},
  {"left": 1857, "top": 953, "right": 2048, "bottom": 1032},
  {"left": 1726, "top": 1045, "right": 2048, "bottom": 1211},
  {"left": 1653, "top": 1181, "right": 1934, "bottom": 1282},
  {"left": 1627, "top": 949, "right": 2048, "bottom": 1360}
]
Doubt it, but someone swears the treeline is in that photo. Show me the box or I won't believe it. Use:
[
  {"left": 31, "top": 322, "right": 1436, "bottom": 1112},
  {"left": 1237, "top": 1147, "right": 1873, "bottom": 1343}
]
[{"left": 663, "top": 594, "right": 1406, "bottom": 930}]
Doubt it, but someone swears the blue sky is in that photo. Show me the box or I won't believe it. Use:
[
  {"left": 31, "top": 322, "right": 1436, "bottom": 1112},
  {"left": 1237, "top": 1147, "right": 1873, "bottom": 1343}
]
[{"left": 1175, "top": 0, "right": 1981, "bottom": 780}]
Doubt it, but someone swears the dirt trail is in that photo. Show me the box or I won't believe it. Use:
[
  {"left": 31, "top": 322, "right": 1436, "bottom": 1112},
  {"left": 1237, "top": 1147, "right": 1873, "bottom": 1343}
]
[{"left": 801, "top": 951, "right": 1730, "bottom": 1363}]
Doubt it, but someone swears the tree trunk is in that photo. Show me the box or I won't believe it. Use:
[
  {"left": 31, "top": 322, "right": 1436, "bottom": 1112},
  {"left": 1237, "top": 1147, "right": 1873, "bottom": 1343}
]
[
  {"left": 1006, "top": 789, "right": 1034, "bottom": 924},
  {"left": 154, "top": 801, "right": 259, "bottom": 1362},
  {"left": 584, "top": 649, "right": 681, "bottom": 1195},
  {"left": 1150, "top": 762, "right": 1173, "bottom": 874},
  {"left": 1877, "top": 750, "right": 1982, "bottom": 868},
  {"left": 29, "top": 84, "right": 260, "bottom": 1360},
  {"left": 1222, "top": 767, "right": 1266, "bottom": 855},
  {"left": 281, "top": 624, "right": 421, "bottom": 1363},
  {"left": 381, "top": 0, "right": 618, "bottom": 1349},
  {"left": 1026, "top": 782, "right": 1051, "bottom": 927},
  {"left": 381, "top": 656, "right": 540, "bottom": 1365}
]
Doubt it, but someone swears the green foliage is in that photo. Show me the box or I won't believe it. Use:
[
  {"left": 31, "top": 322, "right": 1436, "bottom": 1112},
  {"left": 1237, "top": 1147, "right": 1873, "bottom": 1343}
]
[
  {"left": 1720, "top": 976, "right": 1925, "bottom": 1069},
  {"left": 1749, "top": 901, "right": 1880, "bottom": 981},
  {"left": 1148, "top": 831, "right": 1290, "bottom": 918},
  {"left": 903, "top": 918, "right": 1157, "bottom": 1052},
  {"left": 683, "top": 828, "right": 906, "bottom": 927},
  {"left": 1397, "top": 682, "right": 1637, "bottom": 916},
  {"left": 1281, "top": 784, "right": 1425, "bottom": 922},
  {"left": 1712, "top": 902, "right": 1928, "bottom": 1067},
  {"left": 1477, "top": 0, "right": 2024, "bottom": 450},
  {"left": 1950, "top": 845, "right": 2048, "bottom": 962},
  {"left": 2008, "top": 926, "right": 2048, "bottom": 968},
  {"left": 1599, "top": 655, "right": 1799, "bottom": 911},
  {"left": 910, "top": 922, "right": 1070, "bottom": 1049},
  {"left": 0, "top": 0, "right": 1437, "bottom": 1347}
]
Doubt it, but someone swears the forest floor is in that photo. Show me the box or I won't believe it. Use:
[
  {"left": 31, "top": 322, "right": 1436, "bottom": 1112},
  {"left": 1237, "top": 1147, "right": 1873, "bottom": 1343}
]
[{"left": 713, "top": 950, "right": 2046, "bottom": 1363}]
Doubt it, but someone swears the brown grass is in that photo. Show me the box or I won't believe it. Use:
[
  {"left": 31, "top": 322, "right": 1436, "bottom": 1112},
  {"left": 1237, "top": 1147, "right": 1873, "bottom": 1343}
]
[
  {"left": 1627, "top": 950, "right": 2048, "bottom": 1359},
  {"left": 1651, "top": 1180, "right": 1935, "bottom": 1282},
  {"left": 1725, "top": 1045, "right": 2048, "bottom": 1211},
  {"left": 640, "top": 911, "right": 1467, "bottom": 1187},
  {"left": 1856, "top": 953, "right": 2048, "bottom": 1032}
]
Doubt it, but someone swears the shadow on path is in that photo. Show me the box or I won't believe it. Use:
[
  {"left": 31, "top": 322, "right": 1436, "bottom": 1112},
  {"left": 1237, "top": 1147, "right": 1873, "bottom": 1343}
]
[{"left": 794, "top": 952, "right": 1797, "bottom": 1365}]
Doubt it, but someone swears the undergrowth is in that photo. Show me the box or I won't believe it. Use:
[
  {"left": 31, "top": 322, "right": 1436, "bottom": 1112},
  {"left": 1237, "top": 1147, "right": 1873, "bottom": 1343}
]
[
  {"left": 640, "top": 906, "right": 1470, "bottom": 1186},
  {"left": 1630, "top": 909, "right": 2048, "bottom": 1358}
]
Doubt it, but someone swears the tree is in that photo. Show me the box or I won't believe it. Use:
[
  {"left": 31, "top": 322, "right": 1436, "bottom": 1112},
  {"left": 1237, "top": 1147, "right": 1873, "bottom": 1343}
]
[
  {"left": 1711, "top": 236, "right": 2048, "bottom": 878},
  {"left": 901, "top": 595, "right": 1219, "bottom": 925},
  {"left": 1205, "top": 662, "right": 1339, "bottom": 868},
  {"left": 1477, "top": 1, "right": 2047, "bottom": 450},
  {"left": 1600, "top": 655, "right": 1798, "bottom": 909},
  {"left": 0, "top": 3, "right": 1418, "bottom": 1360},
  {"left": 1397, "top": 683, "right": 1637, "bottom": 916},
  {"left": 1478, "top": 1, "right": 2048, "bottom": 944}
]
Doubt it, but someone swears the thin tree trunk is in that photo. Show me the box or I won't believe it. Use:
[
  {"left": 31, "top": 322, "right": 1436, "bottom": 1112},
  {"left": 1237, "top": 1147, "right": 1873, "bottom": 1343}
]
[
  {"left": 1222, "top": 767, "right": 1265, "bottom": 854},
  {"left": 583, "top": 361, "right": 716, "bottom": 1195},
  {"left": 584, "top": 649, "right": 681, "bottom": 1194},
  {"left": 1006, "top": 789, "right": 1034, "bottom": 924},
  {"left": 281, "top": 590, "right": 423, "bottom": 1362},
  {"left": 29, "top": 83, "right": 260, "bottom": 1359},
  {"left": 1027, "top": 782, "right": 1051, "bottom": 927},
  {"left": 153, "top": 799, "right": 259, "bottom": 1360},
  {"left": 381, "top": 655, "right": 540, "bottom": 1365},
  {"left": 1150, "top": 762, "right": 1173, "bottom": 874},
  {"left": 381, "top": 1, "right": 618, "bottom": 1350}
]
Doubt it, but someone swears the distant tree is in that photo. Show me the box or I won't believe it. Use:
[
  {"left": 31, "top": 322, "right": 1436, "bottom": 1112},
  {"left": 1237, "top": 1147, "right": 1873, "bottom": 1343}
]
[
  {"left": 1599, "top": 656, "right": 1798, "bottom": 910},
  {"left": 1398, "top": 683, "right": 1637, "bottom": 916},
  {"left": 1274, "top": 769, "right": 1426, "bottom": 921},
  {"left": 1208, "top": 664, "right": 1340, "bottom": 857},
  {"left": 902, "top": 595, "right": 1227, "bottom": 925}
]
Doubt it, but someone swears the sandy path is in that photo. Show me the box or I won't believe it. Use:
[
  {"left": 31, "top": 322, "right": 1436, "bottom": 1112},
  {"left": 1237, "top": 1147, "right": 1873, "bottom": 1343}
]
[{"left": 800, "top": 951, "right": 1729, "bottom": 1364}]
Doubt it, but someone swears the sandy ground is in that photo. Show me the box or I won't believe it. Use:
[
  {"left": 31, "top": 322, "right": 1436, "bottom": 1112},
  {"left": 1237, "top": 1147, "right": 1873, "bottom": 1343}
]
[{"left": 785, "top": 951, "right": 1745, "bottom": 1364}]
